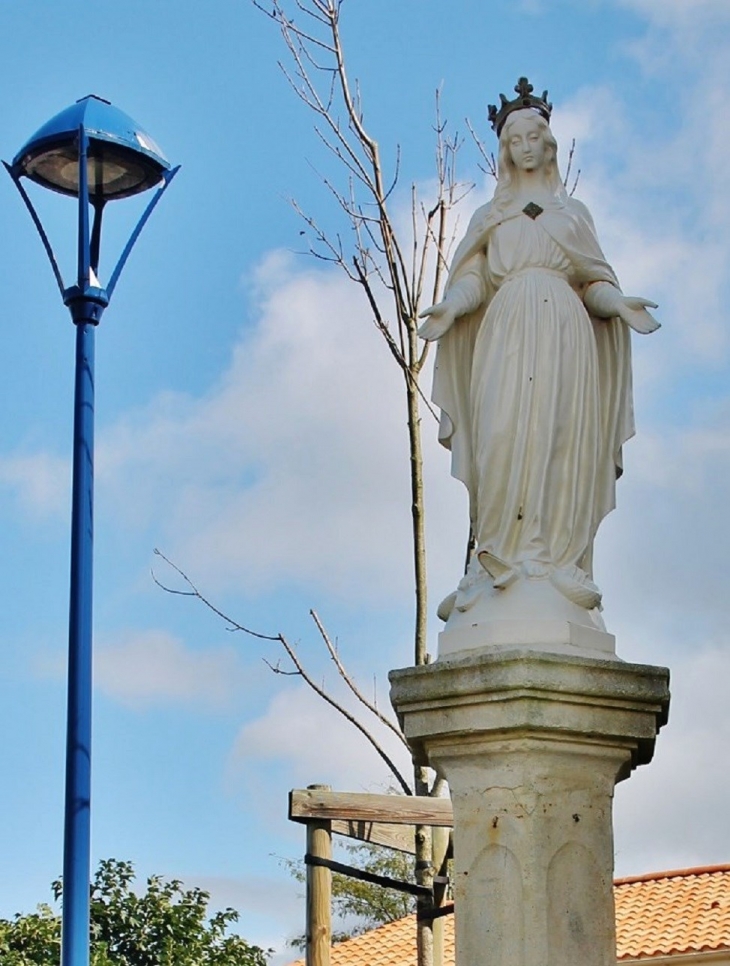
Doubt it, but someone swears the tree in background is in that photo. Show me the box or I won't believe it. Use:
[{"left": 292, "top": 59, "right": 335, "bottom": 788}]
[
  {"left": 0, "top": 859, "right": 269, "bottom": 966},
  {"left": 285, "top": 843, "right": 416, "bottom": 949}
]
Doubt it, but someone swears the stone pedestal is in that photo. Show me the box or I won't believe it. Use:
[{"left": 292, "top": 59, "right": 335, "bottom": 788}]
[{"left": 390, "top": 648, "right": 669, "bottom": 966}]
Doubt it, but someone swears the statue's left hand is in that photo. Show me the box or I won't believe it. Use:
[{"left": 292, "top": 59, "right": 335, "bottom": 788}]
[
  {"left": 617, "top": 296, "right": 661, "bottom": 334},
  {"left": 418, "top": 302, "right": 457, "bottom": 341}
]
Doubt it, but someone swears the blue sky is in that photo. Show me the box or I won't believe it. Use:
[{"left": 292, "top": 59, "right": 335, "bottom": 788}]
[{"left": 2, "top": 0, "right": 730, "bottom": 959}]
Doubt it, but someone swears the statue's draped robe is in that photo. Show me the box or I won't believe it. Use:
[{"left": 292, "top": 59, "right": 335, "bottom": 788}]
[{"left": 433, "top": 197, "right": 634, "bottom": 583}]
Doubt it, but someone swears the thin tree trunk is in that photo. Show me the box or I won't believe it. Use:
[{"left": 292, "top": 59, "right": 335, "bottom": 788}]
[
  {"left": 407, "top": 355, "right": 428, "bottom": 669},
  {"left": 406, "top": 326, "right": 434, "bottom": 966}
]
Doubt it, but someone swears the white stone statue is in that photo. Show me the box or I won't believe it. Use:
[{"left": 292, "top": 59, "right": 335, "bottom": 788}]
[{"left": 420, "top": 79, "right": 659, "bottom": 633}]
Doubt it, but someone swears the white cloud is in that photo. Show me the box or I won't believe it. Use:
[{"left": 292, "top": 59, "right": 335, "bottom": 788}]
[
  {"left": 550, "top": 85, "right": 628, "bottom": 151},
  {"left": 94, "top": 630, "right": 250, "bottom": 710},
  {"left": 92, "top": 254, "right": 418, "bottom": 601},
  {"left": 184, "top": 872, "right": 303, "bottom": 961},
  {"left": 229, "top": 684, "right": 412, "bottom": 794},
  {"left": 0, "top": 451, "right": 69, "bottom": 519},
  {"left": 619, "top": 0, "right": 730, "bottom": 30},
  {"left": 83, "top": 246, "right": 463, "bottom": 612},
  {"left": 551, "top": 55, "right": 730, "bottom": 376},
  {"left": 594, "top": 408, "right": 730, "bottom": 663},
  {"left": 614, "top": 645, "right": 730, "bottom": 876},
  {"left": 0, "top": 236, "right": 466, "bottom": 631}
]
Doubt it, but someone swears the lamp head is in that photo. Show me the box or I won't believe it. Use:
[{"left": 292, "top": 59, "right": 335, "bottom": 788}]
[{"left": 11, "top": 95, "right": 170, "bottom": 200}]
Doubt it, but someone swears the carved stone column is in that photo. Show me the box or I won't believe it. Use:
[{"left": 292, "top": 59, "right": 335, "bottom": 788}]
[{"left": 390, "top": 649, "right": 669, "bottom": 966}]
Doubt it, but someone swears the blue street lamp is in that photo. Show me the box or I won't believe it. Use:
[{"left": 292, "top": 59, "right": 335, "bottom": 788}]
[{"left": 5, "top": 96, "right": 179, "bottom": 966}]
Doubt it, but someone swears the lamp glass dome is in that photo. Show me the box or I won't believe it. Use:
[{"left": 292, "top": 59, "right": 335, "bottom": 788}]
[{"left": 12, "top": 95, "right": 171, "bottom": 201}]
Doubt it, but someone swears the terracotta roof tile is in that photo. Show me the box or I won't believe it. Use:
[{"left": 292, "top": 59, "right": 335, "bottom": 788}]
[
  {"left": 287, "top": 866, "right": 730, "bottom": 965},
  {"left": 289, "top": 917, "right": 441, "bottom": 966},
  {"left": 615, "top": 865, "right": 730, "bottom": 960}
]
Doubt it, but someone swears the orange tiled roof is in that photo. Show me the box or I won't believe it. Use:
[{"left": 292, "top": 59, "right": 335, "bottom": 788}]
[
  {"left": 292, "top": 916, "right": 452, "bottom": 966},
  {"left": 615, "top": 865, "right": 730, "bottom": 960},
  {"left": 288, "top": 865, "right": 730, "bottom": 965}
]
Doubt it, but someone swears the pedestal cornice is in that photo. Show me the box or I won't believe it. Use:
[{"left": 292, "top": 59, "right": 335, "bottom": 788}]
[{"left": 390, "top": 647, "right": 670, "bottom": 779}]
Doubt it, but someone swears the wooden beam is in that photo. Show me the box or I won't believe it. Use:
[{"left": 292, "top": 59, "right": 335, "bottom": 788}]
[
  {"left": 330, "top": 819, "right": 416, "bottom": 855},
  {"left": 290, "top": 788, "right": 454, "bottom": 827}
]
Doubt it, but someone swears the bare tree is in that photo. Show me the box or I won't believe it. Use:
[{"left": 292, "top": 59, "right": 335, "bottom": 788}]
[
  {"left": 247, "top": 3, "right": 472, "bottom": 964},
  {"left": 251, "top": 0, "right": 467, "bottom": 670}
]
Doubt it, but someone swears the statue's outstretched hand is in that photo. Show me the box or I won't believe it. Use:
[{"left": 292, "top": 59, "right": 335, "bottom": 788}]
[
  {"left": 617, "top": 296, "right": 661, "bottom": 335},
  {"left": 418, "top": 302, "right": 457, "bottom": 342}
]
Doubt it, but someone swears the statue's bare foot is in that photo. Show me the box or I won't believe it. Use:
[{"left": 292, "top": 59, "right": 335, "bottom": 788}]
[
  {"left": 477, "top": 548, "right": 517, "bottom": 590},
  {"left": 550, "top": 566, "right": 602, "bottom": 610},
  {"left": 492, "top": 569, "right": 518, "bottom": 589},
  {"left": 437, "top": 591, "right": 457, "bottom": 622}
]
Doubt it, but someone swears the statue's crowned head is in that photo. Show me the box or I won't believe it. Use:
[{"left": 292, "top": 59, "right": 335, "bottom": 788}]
[
  {"left": 488, "top": 77, "right": 552, "bottom": 136},
  {"left": 487, "top": 78, "right": 562, "bottom": 203},
  {"left": 492, "top": 110, "right": 562, "bottom": 204}
]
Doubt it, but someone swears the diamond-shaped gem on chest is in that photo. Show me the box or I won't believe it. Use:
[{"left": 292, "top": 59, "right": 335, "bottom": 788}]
[{"left": 522, "top": 202, "right": 544, "bottom": 220}]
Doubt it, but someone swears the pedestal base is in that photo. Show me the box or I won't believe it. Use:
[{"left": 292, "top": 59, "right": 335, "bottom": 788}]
[
  {"left": 439, "top": 571, "right": 615, "bottom": 663},
  {"left": 390, "top": 647, "right": 669, "bottom": 966},
  {"left": 439, "top": 618, "right": 616, "bottom": 662}
]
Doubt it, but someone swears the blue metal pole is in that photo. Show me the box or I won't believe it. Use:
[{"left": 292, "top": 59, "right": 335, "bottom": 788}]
[
  {"left": 60, "top": 127, "right": 104, "bottom": 966},
  {"left": 61, "top": 317, "right": 95, "bottom": 966},
  {"left": 4, "top": 100, "right": 177, "bottom": 966}
]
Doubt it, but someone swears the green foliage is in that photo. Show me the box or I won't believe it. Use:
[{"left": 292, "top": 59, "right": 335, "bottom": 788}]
[
  {"left": 330, "top": 844, "right": 416, "bottom": 930},
  {"left": 0, "top": 859, "right": 269, "bottom": 966},
  {"left": 0, "top": 904, "right": 61, "bottom": 966},
  {"left": 285, "top": 842, "right": 416, "bottom": 948}
]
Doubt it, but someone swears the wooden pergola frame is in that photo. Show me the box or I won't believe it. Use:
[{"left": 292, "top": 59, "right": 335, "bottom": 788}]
[{"left": 289, "top": 787, "right": 455, "bottom": 966}]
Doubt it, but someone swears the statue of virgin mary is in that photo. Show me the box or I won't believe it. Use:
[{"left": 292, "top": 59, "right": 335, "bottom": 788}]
[{"left": 420, "top": 79, "right": 659, "bottom": 627}]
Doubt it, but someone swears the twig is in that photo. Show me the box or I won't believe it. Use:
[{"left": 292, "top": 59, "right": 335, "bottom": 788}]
[
  {"left": 153, "top": 549, "right": 412, "bottom": 795},
  {"left": 152, "top": 550, "right": 280, "bottom": 642},
  {"left": 465, "top": 117, "right": 497, "bottom": 180},
  {"left": 563, "top": 138, "right": 581, "bottom": 196},
  {"left": 310, "top": 609, "right": 410, "bottom": 748}
]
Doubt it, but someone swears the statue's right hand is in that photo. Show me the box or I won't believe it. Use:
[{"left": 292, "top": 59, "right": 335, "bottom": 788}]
[{"left": 418, "top": 302, "right": 457, "bottom": 341}]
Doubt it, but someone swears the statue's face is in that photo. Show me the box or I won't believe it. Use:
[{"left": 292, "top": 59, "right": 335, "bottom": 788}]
[{"left": 506, "top": 115, "right": 548, "bottom": 173}]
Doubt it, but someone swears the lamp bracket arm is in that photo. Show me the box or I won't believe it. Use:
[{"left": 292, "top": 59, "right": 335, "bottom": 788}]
[
  {"left": 106, "top": 164, "right": 180, "bottom": 298},
  {"left": 3, "top": 160, "right": 66, "bottom": 297}
]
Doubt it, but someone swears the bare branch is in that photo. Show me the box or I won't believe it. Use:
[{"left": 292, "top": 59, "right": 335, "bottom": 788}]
[
  {"left": 404, "top": 360, "right": 440, "bottom": 423},
  {"left": 383, "top": 143, "right": 401, "bottom": 203},
  {"left": 351, "top": 257, "right": 408, "bottom": 371},
  {"left": 263, "top": 658, "right": 301, "bottom": 676},
  {"left": 275, "top": 630, "right": 413, "bottom": 795},
  {"left": 152, "top": 550, "right": 280, "bottom": 642},
  {"left": 154, "top": 550, "right": 412, "bottom": 795},
  {"left": 310, "top": 609, "right": 410, "bottom": 747},
  {"left": 252, "top": 0, "right": 337, "bottom": 51},
  {"left": 313, "top": 124, "right": 375, "bottom": 192},
  {"left": 410, "top": 183, "right": 420, "bottom": 304},
  {"left": 290, "top": 199, "right": 360, "bottom": 281},
  {"left": 563, "top": 138, "right": 581, "bottom": 196},
  {"left": 253, "top": 10, "right": 464, "bottom": 878},
  {"left": 466, "top": 117, "right": 498, "bottom": 180}
]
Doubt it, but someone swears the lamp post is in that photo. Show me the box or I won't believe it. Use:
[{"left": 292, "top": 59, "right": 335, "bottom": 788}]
[{"left": 5, "top": 95, "right": 179, "bottom": 966}]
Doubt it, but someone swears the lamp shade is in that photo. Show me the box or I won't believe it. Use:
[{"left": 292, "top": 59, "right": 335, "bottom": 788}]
[{"left": 11, "top": 95, "right": 171, "bottom": 200}]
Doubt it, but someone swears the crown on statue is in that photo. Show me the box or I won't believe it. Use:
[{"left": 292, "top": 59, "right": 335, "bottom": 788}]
[{"left": 488, "top": 77, "right": 553, "bottom": 136}]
